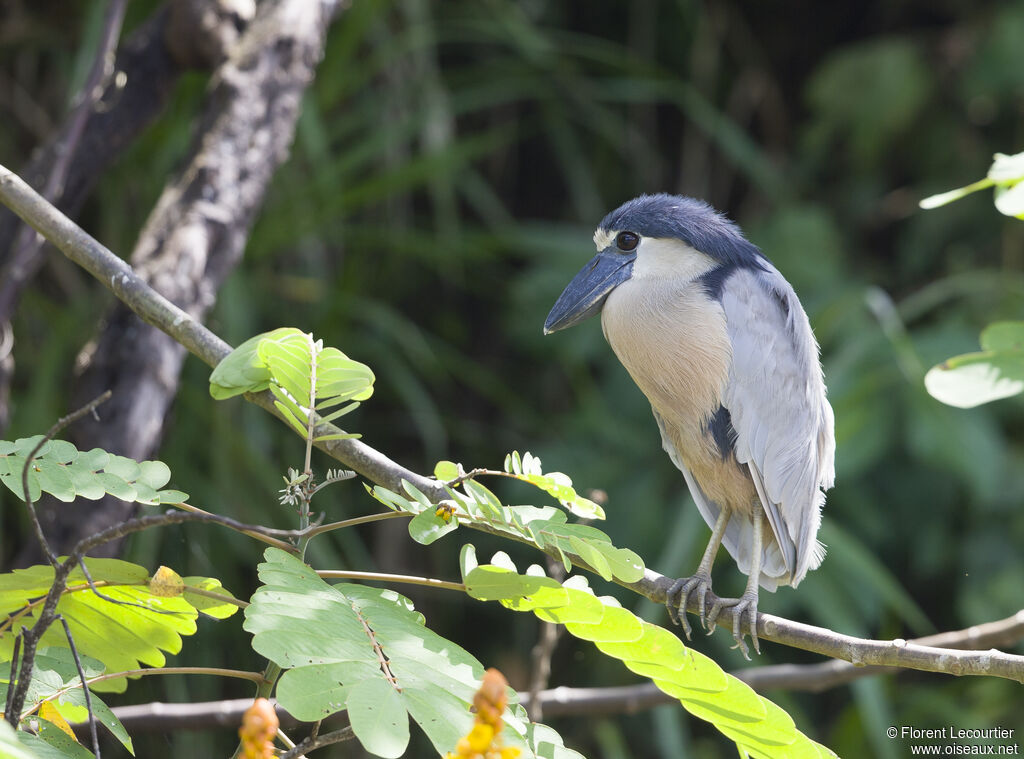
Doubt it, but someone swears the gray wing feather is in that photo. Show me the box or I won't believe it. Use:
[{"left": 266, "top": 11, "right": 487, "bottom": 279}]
[
  {"left": 719, "top": 264, "right": 835, "bottom": 586},
  {"left": 653, "top": 410, "right": 787, "bottom": 591}
]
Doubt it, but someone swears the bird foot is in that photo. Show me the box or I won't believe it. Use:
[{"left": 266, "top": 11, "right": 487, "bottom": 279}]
[
  {"left": 665, "top": 571, "right": 714, "bottom": 640},
  {"left": 707, "top": 590, "right": 760, "bottom": 660}
]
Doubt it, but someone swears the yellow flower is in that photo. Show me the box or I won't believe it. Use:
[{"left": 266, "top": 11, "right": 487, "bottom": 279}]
[{"left": 467, "top": 722, "right": 495, "bottom": 752}]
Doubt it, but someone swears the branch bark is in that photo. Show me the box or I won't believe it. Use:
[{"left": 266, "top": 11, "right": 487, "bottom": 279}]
[
  {"left": 2, "top": 160, "right": 1023, "bottom": 685},
  {"left": 21, "top": 0, "right": 343, "bottom": 559},
  {"left": 0, "top": 0, "right": 253, "bottom": 320}
]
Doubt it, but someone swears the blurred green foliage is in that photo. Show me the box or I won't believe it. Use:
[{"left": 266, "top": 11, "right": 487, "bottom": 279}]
[{"left": 2, "top": 0, "right": 1023, "bottom": 756}]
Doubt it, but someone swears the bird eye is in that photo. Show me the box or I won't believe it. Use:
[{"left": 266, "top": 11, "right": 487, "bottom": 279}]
[{"left": 615, "top": 231, "right": 640, "bottom": 252}]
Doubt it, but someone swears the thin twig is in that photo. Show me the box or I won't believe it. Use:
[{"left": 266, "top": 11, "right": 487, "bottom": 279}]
[
  {"left": 317, "top": 569, "right": 465, "bottom": 592},
  {"left": 304, "top": 510, "right": 410, "bottom": 537},
  {"left": 4, "top": 635, "right": 21, "bottom": 722},
  {"left": 169, "top": 500, "right": 300, "bottom": 552},
  {"left": 308, "top": 469, "right": 356, "bottom": 498},
  {"left": 275, "top": 727, "right": 298, "bottom": 751},
  {"left": 56, "top": 614, "right": 100, "bottom": 758},
  {"left": 279, "top": 726, "right": 355, "bottom": 759},
  {"left": 180, "top": 586, "right": 248, "bottom": 609}
]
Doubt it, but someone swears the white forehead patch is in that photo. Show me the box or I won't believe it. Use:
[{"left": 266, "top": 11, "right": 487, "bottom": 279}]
[{"left": 593, "top": 228, "right": 614, "bottom": 250}]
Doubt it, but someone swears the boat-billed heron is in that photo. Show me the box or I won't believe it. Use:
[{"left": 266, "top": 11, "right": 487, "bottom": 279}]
[{"left": 544, "top": 194, "right": 835, "bottom": 657}]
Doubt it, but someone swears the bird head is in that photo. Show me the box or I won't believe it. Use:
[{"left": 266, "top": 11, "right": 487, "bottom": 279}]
[{"left": 543, "top": 193, "right": 764, "bottom": 334}]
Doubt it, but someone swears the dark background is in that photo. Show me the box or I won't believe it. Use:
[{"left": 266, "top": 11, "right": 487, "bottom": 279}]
[{"left": 2, "top": 1, "right": 1023, "bottom": 756}]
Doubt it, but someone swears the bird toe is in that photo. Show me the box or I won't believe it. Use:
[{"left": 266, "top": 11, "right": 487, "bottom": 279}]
[
  {"left": 707, "top": 591, "right": 760, "bottom": 660},
  {"left": 666, "top": 572, "right": 714, "bottom": 639}
]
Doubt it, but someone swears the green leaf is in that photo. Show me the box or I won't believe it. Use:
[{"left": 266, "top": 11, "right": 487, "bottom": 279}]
[
  {"left": 567, "top": 536, "right": 613, "bottom": 581},
  {"left": 463, "top": 479, "right": 503, "bottom": 519},
  {"left": 0, "top": 650, "right": 130, "bottom": 754},
  {"left": 533, "top": 587, "right": 604, "bottom": 625},
  {"left": 244, "top": 549, "right": 490, "bottom": 755},
  {"left": 273, "top": 399, "right": 309, "bottom": 435},
  {"left": 500, "top": 451, "right": 605, "bottom": 519},
  {"left": 33, "top": 460, "right": 74, "bottom": 502},
  {"left": 209, "top": 328, "right": 375, "bottom": 416},
  {"left": 0, "top": 561, "right": 230, "bottom": 693},
  {"left": 365, "top": 484, "right": 413, "bottom": 512},
  {"left": 401, "top": 479, "right": 433, "bottom": 512},
  {"left": 531, "top": 523, "right": 644, "bottom": 584},
  {"left": 259, "top": 332, "right": 314, "bottom": 403},
  {"left": 25, "top": 719, "right": 95, "bottom": 759},
  {"left": 53, "top": 688, "right": 134, "bottom": 755},
  {"left": 316, "top": 346, "right": 375, "bottom": 401},
  {"left": 0, "top": 439, "right": 188, "bottom": 506},
  {"left": 433, "top": 460, "right": 460, "bottom": 481},
  {"left": 563, "top": 603, "right": 644, "bottom": 643},
  {"left": 459, "top": 543, "right": 479, "bottom": 578},
  {"left": 994, "top": 180, "right": 1024, "bottom": 218},
  {"left": 156, "top": 490, "right": 189, "bottom": 504},
  {"left": 182, "top": 577, "right": 241, "bottom": 620},
  {"left": 924, "top": 350, "right": 1024, "bottom": 408},
  {"left": 469, "top": 563, "right": 834, "bottom": 758},
  {"left": 317, "top": 402, "right": 360, "bottom": 425},
  {"left": 463, "top": 566, "right": 562, "bottom": 601},
  {"left": 980, "top": 321, "right": 1024, "bottom": 351},
  {"left": 209, "top": 328, "right": 302, "bottom": 399},
  {"left": 408, "top": 508, "right": 458, "bottom": 545},
  {"left": 136, "top": 460, "right": 171, "bottom": 490},
  {"left": 346, "top": 678, "right": 409, "bottom": 758},
  {"left": 987, "top": 151, "right": 1024, "bottom": 182},
  {"left": 312, "top": 432, "right": 360, "bottom": 442},
  {"left": 0, "top": 721, "right": 39, "bottom": 759}
]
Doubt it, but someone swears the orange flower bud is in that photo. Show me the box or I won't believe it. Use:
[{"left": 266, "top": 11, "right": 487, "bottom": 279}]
[{"left": 238, "top": 698, "right": 278, "bottom": 759}]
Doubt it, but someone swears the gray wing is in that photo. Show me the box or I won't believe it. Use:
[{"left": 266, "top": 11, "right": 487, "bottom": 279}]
[
  {"left": 719, "top": 263, "right": 835, "bottom": 587},
  {"left": 652, "top": 409, "right": 787, "bottom": 591}
]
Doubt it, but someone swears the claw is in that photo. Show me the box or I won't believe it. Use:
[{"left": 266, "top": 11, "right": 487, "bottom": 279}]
[
  {"left": 665, "top": 571, "right": 713, "bottom": 640},
  {"left": 706, "top": 590, "right": 759, "bottom": 660}
]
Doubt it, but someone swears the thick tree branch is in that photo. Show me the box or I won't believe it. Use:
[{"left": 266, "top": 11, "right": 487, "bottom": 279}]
[
  {"left": 0, "top": 0, "right": 128, "bottom": 324},
  {"left": 28, "top": 0, "right": 345, "bottom": 558},
  {"left": 0, "top": 1, "right": 253, "bottom": 317},
  {"left": 2, "top": 164, "right": 1023, "bottom": 687}
]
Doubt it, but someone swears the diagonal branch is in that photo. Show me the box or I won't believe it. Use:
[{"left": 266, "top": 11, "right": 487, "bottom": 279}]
[
  {"left": 48, "top": 0, "right": 347, "bottom": 560},
  {"left": 0, "top": 163, "right": 442, "bottom": 499},
  {"left": 1, "top": 163, "right": 1023, "bottom": 686}
]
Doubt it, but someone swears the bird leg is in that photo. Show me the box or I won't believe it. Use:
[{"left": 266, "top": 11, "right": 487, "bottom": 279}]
[
  {"left": 665, "top": 508, "right": 730, "bottom": 639},
  {"left": 706, "top": 507, "right": 763, "bottom": 659}
]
